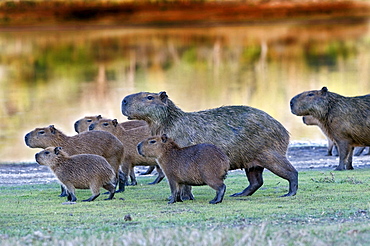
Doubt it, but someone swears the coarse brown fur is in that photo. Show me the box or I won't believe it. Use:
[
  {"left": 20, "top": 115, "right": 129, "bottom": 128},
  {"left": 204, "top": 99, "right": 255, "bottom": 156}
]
[
  {"left": 74, "top": 115, "right": 147, "bottom": 133},
  {"left": 89, "top": 118, "right": 165, "bottom": 186},
  {"left": 122, "top": 91, "right": 298, "bottom": 198},
  {"left": 137, "top": 134, "right": 229, "bottom": 204},
  {"left": 24, "top": 125, "right": 125, "bottom": 193},
  {"left": 35, "top": 147, "right": 116, "bottom": 202},
  {"left": 290, "top": 86, "right": 370, "bottom": 170},
  {"left": 302, "top": 115, "right": 337, "bottom": 156}
]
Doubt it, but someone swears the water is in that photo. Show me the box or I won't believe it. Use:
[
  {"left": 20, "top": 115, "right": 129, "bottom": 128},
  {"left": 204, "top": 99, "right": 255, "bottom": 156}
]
[{"left": 1, "top": 20, "right": 370, "bottom": 162}]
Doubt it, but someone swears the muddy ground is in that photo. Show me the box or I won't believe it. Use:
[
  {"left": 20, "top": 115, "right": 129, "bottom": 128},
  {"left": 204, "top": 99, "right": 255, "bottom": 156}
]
[{"left": 1, "top": 146, "right": 369, "bottom": 186}]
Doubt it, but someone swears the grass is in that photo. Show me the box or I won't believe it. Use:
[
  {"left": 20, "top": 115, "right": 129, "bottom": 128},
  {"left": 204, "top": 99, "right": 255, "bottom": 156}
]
[{"left": 0, "top": 168, "right": 370, "bottom": 245}]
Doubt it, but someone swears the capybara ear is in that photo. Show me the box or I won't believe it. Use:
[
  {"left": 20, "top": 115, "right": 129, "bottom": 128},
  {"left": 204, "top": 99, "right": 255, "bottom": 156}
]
[
  {"left": 320, "top": 87, "right": 328, "bottom": 95},
  {"left": 49, "top": 125, "right": 56, "bottom": 134},
  {"left": 97, "top": 115, "right": 102, "bottom": 120},
  {"left": 161, "top": 134, "right": 168, "bottom": 143},
  {"left": 159, "top": 91, "right": 168, "bottom": 103},
  {"left": 112, "top": 119, "right": 118, "bottom": 127},
  {"left": 54, "top": 147, "right": 62, "bottom": 155}
]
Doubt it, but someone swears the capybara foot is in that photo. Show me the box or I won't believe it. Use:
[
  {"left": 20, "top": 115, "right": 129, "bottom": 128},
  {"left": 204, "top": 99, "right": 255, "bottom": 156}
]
[
  {"left": 279, "top": 191, "right": 297, "bottom": 197},
  {"left": 127, "top": 181, "right": 137, "bottom": 186},
  {"left": 82, "top": 194, "right": 100, "bottom": 202},
  {"left": 114, "top": 188, "right": 125, "bottom": 193},
  {"left": 334, "top": 166, "right": 345, "bottom": 171}
]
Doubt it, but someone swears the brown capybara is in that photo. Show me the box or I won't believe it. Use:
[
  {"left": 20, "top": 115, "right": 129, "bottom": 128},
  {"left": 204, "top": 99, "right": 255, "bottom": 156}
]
[
  {"left": 290, "top": 87, "right": 370, "bottom": 170},
  {"left": 74, "top": 115, "right": 147, "bottom": 134},
  {"left": 24, "top": 125, "right": 125, "bottom": 194},
  {"left": 89, "top": 118, "right": 165, "bottom": 186},
  {"left": 137, "top": 134, "right": 229, "bottom": 204},
  {"left": 302, "top": 115, "right": 337, "bottom": 156},
  {"left": 121, "top": 91, "right": 298, "bottom": 198},
  {"left": 35, "top": 147, "right": 116, "bottom": 202}
]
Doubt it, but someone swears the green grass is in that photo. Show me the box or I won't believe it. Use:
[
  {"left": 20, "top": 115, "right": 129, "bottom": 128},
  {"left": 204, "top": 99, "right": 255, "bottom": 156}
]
[{"left": 1, "top": 169, "right": 370, "bottom": 245}]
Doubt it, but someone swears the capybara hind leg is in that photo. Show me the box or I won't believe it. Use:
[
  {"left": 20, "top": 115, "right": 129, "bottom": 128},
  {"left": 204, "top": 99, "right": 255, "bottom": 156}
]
[
  {"left": 262, "top": 154, "right": 298, "bottom": 197},
  {"left": 148, "top": 167, "right": 166, "bottom": 185},
  {"left": 141, "top": 166, "right": 155, "bottom": 175},
  {"left": 129, "top": 169, "right": 137, "bottom": 186},
  {"left": 103, "top": 183, "right": 115, "bottom": 200},
  {"left": 230, "top": 166, "right": 264, "bottom": 197},
  {"left": 209, "top": 184, "right": 226, "bottom": 204},
  {"left": 82, "top": 193, "right": 100, "bottom": 202}
]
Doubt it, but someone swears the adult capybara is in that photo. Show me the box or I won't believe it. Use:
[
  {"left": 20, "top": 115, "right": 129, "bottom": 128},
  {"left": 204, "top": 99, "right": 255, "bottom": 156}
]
[
  {"left": 290, "top": 87, "right": 370, "bottom": 170},
  {"left": 74, "top": 115, "right": 147, "bottom": 134},
  {"left": 302, "top": 115, "right": 337, "bottom": 156},
  {"left": 89, "top": 118, "right": 165, "bottom": 186},
  {"left": 24, "top": 125, "right": 125, "bottom": 193},
  {"left": 121, "top": 91, "right": 298, "bottom": 198},
  {"left": 35, "top": 147, "right": 116, "bottom": 202},
  {"left": 137, "top": 134, "right": 229, "bottom": 204}
]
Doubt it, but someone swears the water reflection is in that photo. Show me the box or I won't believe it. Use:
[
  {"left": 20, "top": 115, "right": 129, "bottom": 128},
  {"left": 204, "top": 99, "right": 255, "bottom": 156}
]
[{"left": 1, "top": 21, "right": 370, "bottom": 162}]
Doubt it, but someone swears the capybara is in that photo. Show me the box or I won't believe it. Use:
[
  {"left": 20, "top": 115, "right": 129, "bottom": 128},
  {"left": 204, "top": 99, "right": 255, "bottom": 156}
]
[
  {"left": 302, "top": 115, "right": 337, "bottom": 156},
  {"left": 35, "top": 147, "right": 116, "bottom": 202},
  {"left": 137, "top": 134, "right": 229, "bottom": 204},
  {"left": 89, "top": 118, "right": 165, "bottom": 186},
  {"left": 121, "top": 91, "right": 298, "bottom": 198},
  {"left": 24, "top": 125, "right": 125, "bottom": 193},
  {"left": 74, "top": 115, "right": 147, "bottom": 134},
  {"left": 290, "top": 87, "right": 370, "bottom": 170}
]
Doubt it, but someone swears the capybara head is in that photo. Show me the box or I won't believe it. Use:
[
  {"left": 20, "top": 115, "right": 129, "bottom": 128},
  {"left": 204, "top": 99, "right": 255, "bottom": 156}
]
[
  {"left": 35, "top": 146, "right": 67, "bottom": 166},
  {"left": 89, "top": 119, "right": 119, "bottom": 132},
  {"left": 121, "top": 91, "right": 172, "bottom": 122},
  {"left": 137, "top": 134, "right": 173, "bottom": 158},
  {"left": 290, "top": 87, "right": 329, "bottom": 116},
  {"left": 25, "top": 125, "right": 61, "bottom": 148},
  {"left": 74, "top": 115, "right": 103, "bottom": 133}
]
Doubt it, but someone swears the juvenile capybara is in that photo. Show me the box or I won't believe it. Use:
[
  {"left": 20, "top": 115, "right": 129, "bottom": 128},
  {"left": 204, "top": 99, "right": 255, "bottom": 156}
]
[
  {"left": 89, "top": 118, "right": 165, "bottom": 186},
  {"left": 302, "top": 115, "right": 337, "bottom": 156},
  {"left": 24, "top": 125, "right": 125, "bottom": 193},
  {"left": 122, "top": 91, "right": 298, "bottom": 198},
  {"left": 35, "top": 147, "right": 116, "bottom": 202},
  {"left": 290, "top": 87, "right": 370, "bottom": 170},
  {"left": 74, "top": 115, "right": 147, "bottom": 133},
  {"left": 137, "top": 134, "right": 229, "bottom": 204}
]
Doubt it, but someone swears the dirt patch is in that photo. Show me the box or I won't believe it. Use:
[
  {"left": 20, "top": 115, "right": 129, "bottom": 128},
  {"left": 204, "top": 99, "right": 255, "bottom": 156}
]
[{"left": 1, "top": 146, "right": 369, "bottom": 186}]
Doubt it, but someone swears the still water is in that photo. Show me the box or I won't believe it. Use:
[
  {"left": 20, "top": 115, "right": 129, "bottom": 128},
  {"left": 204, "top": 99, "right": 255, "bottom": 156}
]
[{"left": 1, "top": 21, "right": 370, "bottom": 162}]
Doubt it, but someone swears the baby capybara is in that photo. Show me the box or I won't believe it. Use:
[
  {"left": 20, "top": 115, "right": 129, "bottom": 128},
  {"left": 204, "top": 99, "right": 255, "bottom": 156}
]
[
  {"left": 24, "top": 125, "right": 125, "bottom": 193},
  {"left": 137, "top": 134, "right": 229, "bottom": 204},
  {"left": 74, "top": 115, "right": 147, "bottom": 134},
  {"left": 35, "top": 147, "right": 116, "bottom": 202},
  {"left": 89, "top": 118, "right": 165, "bottom": 186},
  {"left": 122, "top": 91, "right": 298, "bottom": 198},
  {"left": 290, "top": 87, "right": 370, "bottom": 170}
]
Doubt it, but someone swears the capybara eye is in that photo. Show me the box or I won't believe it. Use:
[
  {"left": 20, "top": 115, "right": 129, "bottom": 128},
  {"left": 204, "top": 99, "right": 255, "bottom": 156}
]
[
  {"left": 103, "top": 123, "right": 109, "bottom": 126},
  {"left": 44, "top": 151, "right": 50, "bottom": 155},
  {"left": 307, "top": 93, "right": 315, "bottom": 97},
  {"left": 147, "top": 96, "right": 154, "bottom": 100},
  {"left": 38, "top": 131, "right": 45, "bottom": 135},
  {"left": 149, "top": 140, "right": 156, "bottom": 144},
  {"left": 87, "top": 119, "right": 92, "bottom": 122}
]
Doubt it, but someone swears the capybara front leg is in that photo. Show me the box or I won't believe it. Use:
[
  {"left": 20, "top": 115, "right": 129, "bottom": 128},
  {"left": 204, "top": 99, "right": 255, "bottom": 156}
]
[
  {"left": 116, "top": 171, "right": 126, "bottom": 193},
  {"left": 230, "top": 166, "right": 264, "bottom": 197},
  {"left": 168, "top": 181, "right": 182, "bottom": 204},
  {"left": 59, "top": 185, "right": 67, "bottom": 197},
  {"left": 209, "top": 184, "right": 226, "bottom": 204},
  {"left": 181, "top": 185, "right": 194, "bottom": 200},
  {"left": 336, "top": 142, "right": 352, "bottom": 171},
  {"left": 129, "top": 169, "right": 137, "bottom": 186}
]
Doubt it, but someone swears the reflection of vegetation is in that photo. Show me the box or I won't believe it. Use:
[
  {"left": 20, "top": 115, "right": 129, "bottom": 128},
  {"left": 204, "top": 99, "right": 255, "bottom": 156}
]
[{"left": 1, "top": 23, "right": 370, "bottom": 161}]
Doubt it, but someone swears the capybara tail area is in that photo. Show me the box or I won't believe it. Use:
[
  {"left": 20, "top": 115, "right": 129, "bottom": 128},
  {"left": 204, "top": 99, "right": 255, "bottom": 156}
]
[{"left": 259, "top": 151, "right": 298, "bottom": 197}]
